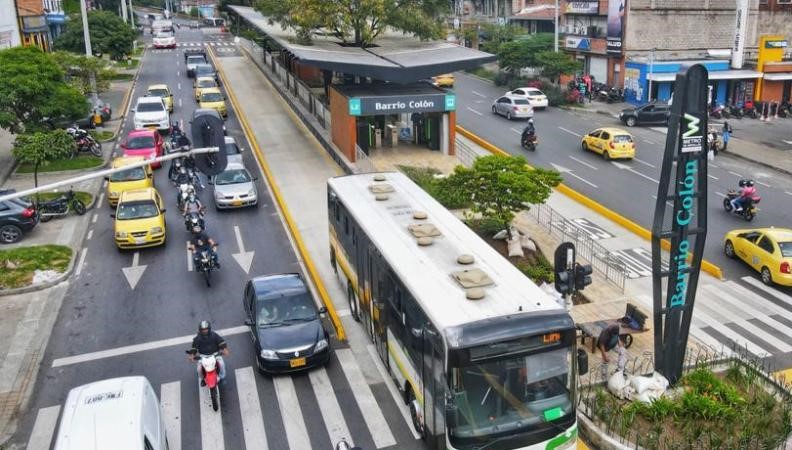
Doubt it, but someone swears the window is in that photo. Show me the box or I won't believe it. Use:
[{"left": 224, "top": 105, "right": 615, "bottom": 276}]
[
  {"left": 600, "top": 131, "right": 610, "bottom": 140},
  {"left": 589, "top": 131, "right": 601, "bottom": 138},
  {"left": 779, "top": 242, "right": 792, "bottom": 257},
  {"left": 778, "top": 0, "right": 791, "bottom": 4},
  {"left": 758, "top": 237, "right": 775, "bottom": 254},
  {"left": 513, "top": 89, "right": 524, "bottom": 95},
  {"left": 740, "top": 232, "right": 761, "bottom": 244},
  {"left": 498, "top": 97, "right": 510, "bottom": 104}
]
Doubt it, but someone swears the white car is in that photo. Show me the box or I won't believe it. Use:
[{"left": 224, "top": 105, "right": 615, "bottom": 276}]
[
  {"left": 505, "top": 87, "right": 549, "bottom": 109},
  {"left": 492, "top": 95, "right": 534, "bottom": 120},
  {"left": 152, "top": 31, "right": 176, "bottom": 49},
  {"left": 132, "top": 97, "right": 170, "bottom": 132},
  {"left": 224, "top": 136, "right": 244, "bottom": 165}
]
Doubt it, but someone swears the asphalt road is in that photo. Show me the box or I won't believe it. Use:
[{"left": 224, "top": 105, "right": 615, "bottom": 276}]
[
  {"left": 453, "top": 72, "right": 792, "bottom": 283},
  {"left": 11, "top": 26, "right": 422, "bottom": 450}
]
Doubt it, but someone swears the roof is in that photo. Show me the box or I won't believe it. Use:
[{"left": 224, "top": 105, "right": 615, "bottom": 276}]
[
  {"left": 147, "top": 84, "right": 169, "bottom": 90},
  {"left": 196, "top": 76, "right": 216, "bottom": 82},
  {"left": 595, "top": 127, "right": 632, "bottom": 135},
  {"left": 200, "top": 87, "right": 222, "bottom": 94},
  {"left": 136, "top": 96, "right": 165, "bottom": 105},
  {"left": 54, "top": 377, "right": 148, "bottom": 450},
  {"left": 112, "top": 156, "right": 146, "bottom": 167},
  {"left": 763, "top": 72, "right": 792, "bottom": 81},
  {"left": 228, "top": 5, "right": 496, "bottom": 83},
  {"left": 119, "top": 188, "right": 157, "bottom": 201},
  {"left": 327, "top": 172, "right": 565, "bottom": 333},
  {"left": 128, "top": 128, "right": 157, "bottom": 136}
]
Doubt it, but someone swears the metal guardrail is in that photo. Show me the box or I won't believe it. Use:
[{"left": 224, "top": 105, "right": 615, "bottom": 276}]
[
  {"left": 528, "top": 202, "right": 628, "bottom": 292},
  {"left": 354, "top": 145, "right": 377, "bottom": 173}
]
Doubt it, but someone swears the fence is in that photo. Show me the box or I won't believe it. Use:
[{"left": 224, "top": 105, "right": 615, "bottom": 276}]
[
  {"left": 355, "top": 145, "right": 377, "bottom": 173},
  {"left": 528, "top": 202, "right": 628, "bottom": 292}
]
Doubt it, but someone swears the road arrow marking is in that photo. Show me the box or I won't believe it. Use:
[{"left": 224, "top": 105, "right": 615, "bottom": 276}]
[
  {"left": 122, "top": 251, "right": 147, "bottom": 290},
  {"left": 232, "top": 225, "right": 254, "bottom": 274},
  {"left": 611, "top": 161, "right": 659, "bottom": 183},
  {"left": 551, "top": 163, "right": 598, "bottom": 188}
]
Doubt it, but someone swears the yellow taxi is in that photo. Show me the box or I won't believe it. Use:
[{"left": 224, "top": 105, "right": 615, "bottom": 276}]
[
  {"left": 432, "top": 73, "right": 455, "bottom": 87},
  {"left": 106, "top": 156, "right": 153, "bottom": 207},
  {"left": 724, "top": 227, "right": 792, "bottom": 286},
  {"left": 198, "top": 87, "right": 227, "bottom": 118},
  {"left": 112, "top": 188, "right": 167, "bottom": 250},
  {"left": 146, "top": 84, "right": 174, "bottom": 113},
  {"left": 194, "top": 76, "right": 218, "bottom": 101},
  {"left": 581, "top": 127, "right": 635, "bottom": 160}
]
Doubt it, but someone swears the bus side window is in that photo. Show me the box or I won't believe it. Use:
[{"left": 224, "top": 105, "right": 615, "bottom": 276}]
[{"left": 344, "top": 215, "right": 349, "bottom": 236}]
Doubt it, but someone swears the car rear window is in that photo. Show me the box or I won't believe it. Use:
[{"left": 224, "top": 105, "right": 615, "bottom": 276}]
[
  {"left": 201, "top": 92, "right": 223, "bottom": 102},
  {"left": 148, "top": 89, "right": 169, "bottom": 97},
  {"left": 513, "top": 99, "right": 530, "bottom": 105},
  {"left": 779, "top": 242, "right": 792, "bottom": 258},
  {"left": 136, "top": 102, "right": 164, "bottom": 113},
  {"left": 215, "top": 169, "right": 251, "bottom": 185},
  {"left": 613, "top": 135, "right": 633, "bottom": 143},
  {"left": 127, "top": 136, "right": 156, "bottom": 149},
  {"left": 116, "top": 200, "right": 159, "bottom": 220},
  {"left": 110, "top": 167, "right": 146, "bottom": 182}
]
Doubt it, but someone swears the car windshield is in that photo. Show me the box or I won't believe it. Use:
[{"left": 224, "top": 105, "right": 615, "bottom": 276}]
[
  {"left": 513, "top": 99, "right": 530, "bottom": 105},
  {"left": 779, "top": 242, "right": 792, "bottom": 257},
  {"left": 110, "top": 167, "right": 146, "bottom": 182},
  {"left": 201, "top": 92, "right": 223, "bottom": 102},
  {"left": 198, "top": 79, "right": 216, "bottom": 88},
  {"left": 448, "top": 347, "right": 573, "bottom": 444},
  {"left": 613, "top": 135, "right": 633, "bottom": 143},
  {"left": 215, "top": 169, "right": 250, "bottom": 185},
  {"left": 196, "top": 65, "right": 214, "bottom": 74},
  {"left": 256, "top": 291, "right": 317, "bottom": 326},
  {"left": 136, "top": 102, "right": 164, "bottom": 113},
  {"left": 116, "top": 200, "right": 159, "bottom": 220},
  {"left": 126, "top": 136, "right": 155, "bottom": 149},
  {"left": 148, "top": 89, "right": 169, "bottom": 97}
]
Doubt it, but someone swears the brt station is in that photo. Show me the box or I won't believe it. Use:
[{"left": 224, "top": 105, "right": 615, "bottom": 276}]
[{"left": 228, "top": 6, "right": 495, "bottom": 164}]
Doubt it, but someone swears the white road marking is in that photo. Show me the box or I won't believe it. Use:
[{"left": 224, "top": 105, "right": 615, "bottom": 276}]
[
  {"left": 97, "top": 192, "right": 105, "bottom": 205},
  {"left": 199, "top": 379, "right": 225, "bottom": 450},
  {"left": 708, "top": 174, "right": 718, "bottom": 180},
  {"left": 236, "top": 367, "right": 269, "bottom": 450},
  {"left": 86, "top": 229, "right": 93, "bottom": 240},
  {"left": 471, "top": 90, "right": 486, "bottom": 98},
  {"left": 510, "top": 127, "right": 522, "bottom": 135},
  {"left": 785, "top": 191, "right": 792, "bottom": 196},
  {"left": 729, "top": 171, "right": 743, "bottom": 177},
  {"left": 633, "top": 157, "right": 655, "bottom": 168},
  {"left": 122, "top": 251, "right": 147, "bottom": 290},
  {"left": 336, "top": 308, "right": 351, "bottom": 317},
  {"left": 611, "top": 161, "right": 658, "bottom": 183},
  {"left": 161, "top": 382, "right": 182, "bottom": 450},
  {"left": 51, "top": 325, "right": 249, "bottom": 367},
  {"left": 643, "top": 139, "right": 656, "bottom": 144},
  {"left": 710, "top": 163, "right": 720, "bottom": 168},
  {"left": 651, "top": 195, "right": 673, "bottom": 207},
  {"left": 179, "top": 98, "right": 183, "bottom": 108},
  {"left": 309, "top": 368, "right": 353, "bottom": 447},
  {"left": 465, "top": 107, "right": 483, "bottom": 116},
  {"left": 92, "top": 212, "right": 98, "bottom": 223},
  {"left": 26, "top": 405, "right": 61, "bottom": 450},
  {"left": 273, "top": 375, "right": 311, "bottom": 449},
  {"left": 366, "top": 344, "right": 422, "bottom": 439},
  {"left": 568, "top": 155, "right": 597, "bottom": 170},
  {"left": 558, "top": 126, "right": 582, "bottom": 137},
  {"left": 187, "top": 241, "right": 194, "bottom": 272},
  {"left": 102, "top": 179, "right": 107, "bottom": 188},
  {"left": 75, "top": 248, "right": 88, "bottom": 276},
  {"left": 177, "top": 82, "right": 181, "bottom": 91},
  {"left": 177, "top": 70, "right": 180, "bottom": 76},
  {"left": 783, "top": 139, "right": 792, "bottom": 145},
  {"left": 715, "top": 192, "right": 727, "bottom": 197},
  {"left": 336, "top": 349, "right": 397, "bottom": 448},
  {"left": 551, "top": 162, "right": 598, "bottom": 188},
  {"left": 232, "top": 225, "right": 255, "bottom": 273},
  {"left": 756, "top": 180, "right": 771, "bottom": 187},
  {"left": 743, "top": 277, "right": 792, "bottom": 308}
]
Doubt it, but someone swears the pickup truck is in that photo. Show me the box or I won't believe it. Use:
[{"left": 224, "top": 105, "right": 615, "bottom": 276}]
[{"left": 184, "top": 49, "right": 207, "bottom": 78}]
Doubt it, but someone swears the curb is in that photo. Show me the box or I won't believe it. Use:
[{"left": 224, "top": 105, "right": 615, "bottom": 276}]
[
  {"left": 455, "top": 125, "right": 725, "bottom": 280},
  {"left": 208, "top": 47, "right": 348, "bottom": 342},
  {"left": 0, "top": 245, "right": 77, "bottom": 297},
  {"left": 720, "top": 145, "right": 792, "bottom": 178}
]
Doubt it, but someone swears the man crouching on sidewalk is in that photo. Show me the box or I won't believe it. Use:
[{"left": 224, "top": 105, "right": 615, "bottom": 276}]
[{"left": 598, "top": 322, "right": 627, "bottom": 378}]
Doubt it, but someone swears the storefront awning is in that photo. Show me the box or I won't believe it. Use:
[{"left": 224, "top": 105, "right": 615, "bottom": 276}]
[
  {"left": 763, "top": 72, "right": 792, "bottom": 81},
  {"left": 646, "top": 73, "right": 677, "bottom": 82},
  {"left": 647, "top": 69, "right": 762, "bottom": 82}
]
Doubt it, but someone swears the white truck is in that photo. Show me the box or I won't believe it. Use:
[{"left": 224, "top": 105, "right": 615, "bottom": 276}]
[{"left": 184, "top": 49, "right": 207, "bottom": 78}]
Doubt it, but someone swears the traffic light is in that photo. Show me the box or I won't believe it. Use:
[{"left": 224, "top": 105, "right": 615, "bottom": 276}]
[
  {"left": 574, "top": 263, "right": 593, "bottom": 291},
  {"left": 554, "top": 242, "right": 575, "bottom": 296},
  {"left": 555, "top": 270, "right": 574, "bottom": 296}
]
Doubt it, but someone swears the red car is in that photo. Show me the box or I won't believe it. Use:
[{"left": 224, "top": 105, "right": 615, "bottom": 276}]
[{"left": 121, "top": 129, "right": 165, "bottom": 168}]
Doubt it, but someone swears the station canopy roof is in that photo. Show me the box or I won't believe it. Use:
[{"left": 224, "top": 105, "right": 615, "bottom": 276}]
[{"left": 229, "top": 5, "right": 497, "bottom": 83}]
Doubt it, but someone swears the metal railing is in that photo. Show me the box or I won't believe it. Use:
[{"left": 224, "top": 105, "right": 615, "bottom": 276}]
[
  {"left": 528, "top": 202, "right": 628, "bottom": 292},
  {"left": 354, "top": 145, "right": 377, "bottom": 174}
]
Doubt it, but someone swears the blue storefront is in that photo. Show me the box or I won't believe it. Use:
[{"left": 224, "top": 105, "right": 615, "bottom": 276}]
[{"left": 624, "top": 59, "right": 762, "bottom": 107}]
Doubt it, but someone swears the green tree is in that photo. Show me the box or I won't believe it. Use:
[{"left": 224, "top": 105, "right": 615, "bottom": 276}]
[
  {"left": 445, "top": 155, "right": 561, "bottom": 237},
  {"left": 0, "top": 47, "right": 89, "bottom": 134},
  {"left": 256, "top": 0, "right": 448, "bottom": 47},
  {"left": 50, "top": 51, "right": 115, "bottom": 96},
  {"left": 190, "top": 6, "right": 201, "bottom": 17},
  {"left": 55, "top": 10, "right": 136, "bottom": 60},
  {"left": 478, "top": 23, "right": 523, "bottom": 53},
  {"left": 537, "top": 51, "right": 583, "bottom": 83},
  {"left": 495, "top": 33, "right": 554, "bottom": 73},
  {"left": 12, "top": 130, "right": 76, "bottom": 189}
]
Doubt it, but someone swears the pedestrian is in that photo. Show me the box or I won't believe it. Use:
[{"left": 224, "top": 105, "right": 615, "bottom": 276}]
[
  {"left": 707, "top": 127, "right": 719, "bottom": 156},
  {"left": 597, "top": 322, "right": 626, "bottom": 378},
  {"left": 722, "top": 121, "right": 732, "bottom": 151}
]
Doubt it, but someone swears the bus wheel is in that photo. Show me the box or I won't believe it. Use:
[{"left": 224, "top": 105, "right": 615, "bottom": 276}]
[
  {"left": 347, "top": 282, "right": 360, "bottom": 322},
  {"left": 408, "top": 389, "right": 425, "bottom": 438}
]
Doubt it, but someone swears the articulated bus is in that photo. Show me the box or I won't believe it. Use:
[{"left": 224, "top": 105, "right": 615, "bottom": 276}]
[{"left": 327, "top": 172, "right": 585, "bottom": 450}]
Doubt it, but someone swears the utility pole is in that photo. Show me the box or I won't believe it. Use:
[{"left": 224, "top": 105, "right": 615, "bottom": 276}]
[
  {"left": 129, "top": 0, "right": 135, "bottom": 27},
  {"left": 120, "top": 0, "right": 128, "bottom": 23},
  {"left": 554, "top": 0, "right": 559, "bottom": 52},
  {"left": 648, "top": 48, "right": 655, "bottom": 102},
  {"left": 79, "top": 0, "right": 100, "bottom": 107}
]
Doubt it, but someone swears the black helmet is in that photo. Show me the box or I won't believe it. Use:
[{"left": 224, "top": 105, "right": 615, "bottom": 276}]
[
  {"left": 738, "top": 179, "right": 747, "bottom": 187},
  {"left": 199, "top": 320, "right": 211, "bottom": 333},
  {"left": 745, "top": 180, "right": 755, "bottom": 187}
]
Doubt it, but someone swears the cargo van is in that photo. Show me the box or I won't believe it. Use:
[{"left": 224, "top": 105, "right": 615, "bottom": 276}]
[{"left": 54, "top": 376, "right": 168, "bottom": 450}]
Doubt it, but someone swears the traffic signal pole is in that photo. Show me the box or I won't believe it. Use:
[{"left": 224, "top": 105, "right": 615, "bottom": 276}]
[{"left": 554, "top": 242, "right": 593, "bottom": 309}]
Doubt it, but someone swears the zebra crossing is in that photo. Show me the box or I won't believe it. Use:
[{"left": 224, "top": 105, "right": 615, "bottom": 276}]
[
  {"left": 179, "top": 41, "right": 234, "bottom": 47},
  {"left": 25, "top": 348, "right": 412, "bottom": 450},
  {"left": 632, "top": 276, "right": 792, "bottom": 361}
]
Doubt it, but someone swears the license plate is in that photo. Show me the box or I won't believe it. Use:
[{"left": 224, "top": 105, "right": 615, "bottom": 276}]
[
  {"left": 289, "top": 357, "right": 306, "bottom": 368},
  {"left": 135, "top": 237, "right": 146, "bottom": 245},
  {"left": 233, "top": 199, "right": 242, "bottom": 206}
]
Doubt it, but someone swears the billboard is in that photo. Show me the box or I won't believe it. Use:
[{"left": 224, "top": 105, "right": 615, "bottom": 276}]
[
  {"left": 606, "top": 0, "right": 626, "bottom": 54},
  {"left": 565, "top": 1, "right": 599, "bottom": 14},
  {"left": 564, "top": 37, "right": 591, "bottom": 51}
]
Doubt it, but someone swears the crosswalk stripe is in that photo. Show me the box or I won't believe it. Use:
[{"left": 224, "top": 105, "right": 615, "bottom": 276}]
[
  {"left": 725, "top": 280, "right": 792, "bottom": 318},
  {"left": 689, "top": 326, "right": 734, "bottom": 355},
  {"left": 199, "top": 379, "right": 225, "bottom": 450},
  {"left": 309, "top": 367, "right": 353, "bottom": 446},
  {"left": 236, "top": 367, "right": 269, "bottom": 450},
  {"left": 366, "top": 344, "right": 421, "bottom": 440},
  {"left": 161, "top": 381, "right": 182, "bottom": 450},
  {"left": 273, "top": 375, "right": 311, "bottom": 449},
  {"left": 26, "top": 405, "right": 60, "bottom": 450},
  {"left": 336, "top": 349, "right": 397, "bottom": 448},
  {"left": 698, "top": 289, "right": 792, "bottom": 353},
  {"left": 742, "top": 276, "right": 792, "bottom": 310},
  {"left": 691, "top": 306, "right": 769, "bottom": 357}
]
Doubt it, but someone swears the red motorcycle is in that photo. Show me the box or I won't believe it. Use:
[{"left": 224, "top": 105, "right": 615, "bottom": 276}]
[{"left": 187, "top": 350, "right": 223, "bottom": 411}]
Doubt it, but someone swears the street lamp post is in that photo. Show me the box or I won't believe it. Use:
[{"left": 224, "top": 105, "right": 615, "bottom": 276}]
[
  {"left": 79, "top": 0, "right": 100, "bottom": 108},
  {"left": 647, "top": 48, "right": 655, "bottom": 103},
  {"left": 554, "top": 0, "right": 559, "bottom": 52}
]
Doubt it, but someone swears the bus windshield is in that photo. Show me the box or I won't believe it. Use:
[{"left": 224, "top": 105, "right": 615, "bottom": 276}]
[{"left": 448, "top": 346, "right": 573, "bottom": 445}]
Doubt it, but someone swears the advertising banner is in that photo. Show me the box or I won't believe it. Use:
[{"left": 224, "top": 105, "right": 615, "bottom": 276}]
[
  {"left": 606, "top": 0, "right": 626, "bottom": 54},
  {"left": 564, "top": 37, "right": 591, "bottom": 51},
  {"left": 565, "top": 1, "right": 599, "bottom": 14}
]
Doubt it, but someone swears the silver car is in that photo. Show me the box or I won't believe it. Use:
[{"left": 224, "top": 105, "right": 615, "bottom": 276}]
[
  {"left": 211, "top": 163, "right": 258, "bottom": 209},
  {"left": 224, "top": 136, "right": 244, "bottom": 165},
  {"left": 492, "top": 95, "right": 534, "bottom": 120}
]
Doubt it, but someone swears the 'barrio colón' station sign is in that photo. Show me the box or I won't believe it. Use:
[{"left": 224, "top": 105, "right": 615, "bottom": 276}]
[{"left": 348, "top": 94, "right": 456, "bottom": 116}]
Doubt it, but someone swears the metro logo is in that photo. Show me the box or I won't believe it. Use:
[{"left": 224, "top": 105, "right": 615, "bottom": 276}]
[{"left": 682, "top": 113, "right": 700, "bottom": 138}]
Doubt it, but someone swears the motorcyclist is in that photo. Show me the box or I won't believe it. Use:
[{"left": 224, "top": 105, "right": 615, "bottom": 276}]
[
  {"left": 521, "top": 118, "right": 536, "bottom": 144},
  {"left": 189, "top": 229, "right": 219, "bottom": 268},
  {"left": 730, "top": 179, "right": 757, "bottom": 212},
  {"left": 187, "top": 320, "right": 228, "bottom": 384},
  {"left": 182, "top": 193, "right": 205, "bottom": 216}
]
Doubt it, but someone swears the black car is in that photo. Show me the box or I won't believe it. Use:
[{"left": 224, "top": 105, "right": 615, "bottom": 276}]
[
  {"left": 243, "top": 273, "right": 332, "bottom": 374},
  {"left": 619, "top": 102, "right": 671, "bottom": 127},
  {"left": 0, "top": 190, "right": 39, "bottom": 244}
]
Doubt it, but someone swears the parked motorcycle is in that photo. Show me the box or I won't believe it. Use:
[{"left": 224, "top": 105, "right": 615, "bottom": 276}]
[
  {"left": 521, "top": 134, "right": 538, "bottom": 151},
  {"left": 726, "top": 103, "right": 743, "bottom": 119},
  {"left": 38, "top": 189, "right": 87, "bottom": 222},
  {"left": 744, "top": 100, "right": 759, "bottom": 119},
  {"left": 66, "top": 126, "right": 103, "bottom": 157},
  {"left": 723, "top": 190, "right": 760, "bottom": 222},
  {"left": 709, "top": 105, "right": 724, "bottom": 119},
  {"left": 606, "top": 87, "right": 624, "bottom": 104},
  {"left": 185, "top": 211, "right": 206, "bottom": 233},
  {"left": 187, "top": 350, "right": 223, "bottom": 411},
  {"left": 195, "top": 248, "right": 217, "bottom": 286}
]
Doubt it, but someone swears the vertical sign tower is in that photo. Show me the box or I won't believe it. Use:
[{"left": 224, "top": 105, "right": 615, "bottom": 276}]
[{"left": 651, "top": 65, "right": 709, "bottom": 384}]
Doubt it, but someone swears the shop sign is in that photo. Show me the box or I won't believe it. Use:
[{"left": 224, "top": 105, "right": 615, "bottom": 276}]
[
  {"left": 348, "top": 93, "right": 456, "bottom": 116},
  {"left": 21, "top": 16, "right": 48, "bottom": 32},
  {"left": 765, "top": 40, "right": 788, "bottom": 49},
  {"left": 565, "top": 1, "right": 599, "bottom": 14},
  {"left": 565, "top": 37, "right": 591, "bottom": 51},
  {"left": 606, "top": 0, "right": 626, "bottom": 54}
]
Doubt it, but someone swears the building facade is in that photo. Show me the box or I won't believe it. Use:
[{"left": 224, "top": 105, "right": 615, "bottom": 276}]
[
  {"left": 17, "top": 0, "right": 53, "bottom": 51},
  {"left": 560, "top": 1, "right": 613, "bottom": 84},
  {"left": 0, "top": 0, "right": 23, "bottom": 49},
  {"left": 44, "top": 0, "right": 66, "bottom": 39}
]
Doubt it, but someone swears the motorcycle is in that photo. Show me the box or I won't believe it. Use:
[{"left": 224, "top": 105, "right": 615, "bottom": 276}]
[
  {"left": 176, "top": 183, "right": 197, "bottom": 209},
  {"left": 66, "top": 126, "right": 103, "bottom": 157},
  {"left": 708, "top": 105, "right": 724, "bottom": 119},
  {"left": 194, "top": 248, "right": 217, "bottom": 286},
  {"left": 334, "top": 438, "right": 362, "bottom": 450},
  {"left": 606, "top": 87, "right": 624, "bottom": 104},
  {"left": 726, "top": 103, "right": 743, "bottom": 119},
  {"left": 744, "top": 101, "right": 759, "bottom": 119},
  {"left": 185, "top": 211, "right": 205, "bottom": 233},
  {"left": 521, "top": 133, "right": 538, "bottom": 151},
  {"left": 723, "top": 190, "right": 760, "bottom": 222},
  {"left": 186, "top": 350, "right": 223, "bottom": 411},
  {"left": 38, "top": 189, "right": 87, "bottom": 222}
]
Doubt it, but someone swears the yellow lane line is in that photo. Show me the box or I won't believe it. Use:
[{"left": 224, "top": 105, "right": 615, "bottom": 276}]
[
  {"left": 208, "top": 47, "right": 347, "bottom": 341},
  {"left": 456, "top": 125, "right": 724, "bottom": 280}
]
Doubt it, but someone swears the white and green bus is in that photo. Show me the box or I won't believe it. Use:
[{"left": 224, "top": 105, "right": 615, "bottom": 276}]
[{"left": 327, "top": 172, "right": 584, "bottom": 450}]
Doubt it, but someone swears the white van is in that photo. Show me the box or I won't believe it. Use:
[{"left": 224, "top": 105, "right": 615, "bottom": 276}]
[{"left": 54, "top": 376, "right": 168, "bottom": 450}]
